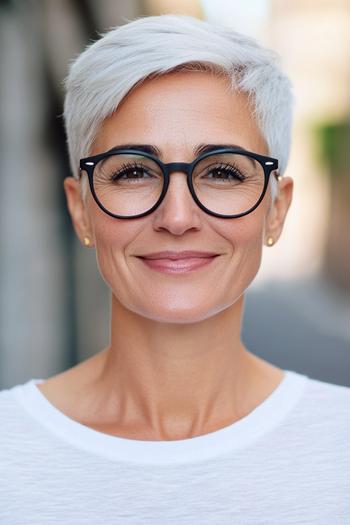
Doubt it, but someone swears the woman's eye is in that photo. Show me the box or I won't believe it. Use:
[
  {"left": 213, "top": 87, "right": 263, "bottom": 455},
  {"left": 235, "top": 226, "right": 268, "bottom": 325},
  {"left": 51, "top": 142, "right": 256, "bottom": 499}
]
[
  {"left": 204, "top": 166, "right": 245, "bottom": 181},
  {"left": 111, "top": 165, "right": 150, "bottom": 181}
]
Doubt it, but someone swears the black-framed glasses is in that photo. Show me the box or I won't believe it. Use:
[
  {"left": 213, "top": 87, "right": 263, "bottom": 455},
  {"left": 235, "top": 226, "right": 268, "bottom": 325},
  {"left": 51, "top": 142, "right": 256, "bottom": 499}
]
[{"left": 79, "top": 147, "right": 279, "bottom": 219}]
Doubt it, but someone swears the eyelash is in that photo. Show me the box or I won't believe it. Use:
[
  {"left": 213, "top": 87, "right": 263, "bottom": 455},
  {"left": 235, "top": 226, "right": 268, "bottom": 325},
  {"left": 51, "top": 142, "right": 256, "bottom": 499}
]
[
  {"left": 110, "top": 162, "right": 154, "bottom": 181},
  {"left": 203, "top": 163, "right": 246, "bottom": 181}
]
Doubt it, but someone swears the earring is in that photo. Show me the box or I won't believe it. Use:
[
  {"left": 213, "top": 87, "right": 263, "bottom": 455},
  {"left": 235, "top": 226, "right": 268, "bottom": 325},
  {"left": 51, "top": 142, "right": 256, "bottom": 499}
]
[
  {"left": 83, "top": 236, "right": 91, "bottom": 247},
  {"left": 267, "top": 237, "right": 275, "bottom": 247}
]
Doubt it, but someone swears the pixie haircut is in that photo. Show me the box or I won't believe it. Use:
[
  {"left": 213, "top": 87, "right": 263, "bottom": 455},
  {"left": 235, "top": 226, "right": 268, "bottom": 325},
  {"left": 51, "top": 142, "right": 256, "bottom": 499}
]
[{"left": 63, "top": 14, "right": 294, "bottom": 201}]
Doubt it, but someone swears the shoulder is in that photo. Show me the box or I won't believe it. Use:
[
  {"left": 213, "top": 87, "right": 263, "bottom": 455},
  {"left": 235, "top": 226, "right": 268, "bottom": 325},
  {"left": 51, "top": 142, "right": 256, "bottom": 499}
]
[
  {"left": 0, "top": 380, "right": 43, "bottom": 442},
  {"left": 293, "top": 374, "right": 350, "bottom": 438},
  {"left": 304, "top": 375, "right": 350, "bottom": 409},
  {"left": 0, "top": 382, "right": 23, "bottom": 416}
]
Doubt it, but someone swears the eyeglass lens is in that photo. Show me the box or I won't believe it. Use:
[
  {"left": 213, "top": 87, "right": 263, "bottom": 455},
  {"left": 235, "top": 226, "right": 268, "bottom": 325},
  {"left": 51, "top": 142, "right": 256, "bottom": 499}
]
[{"left": 92, "top": 152, "right": 265, "bottom": 217}]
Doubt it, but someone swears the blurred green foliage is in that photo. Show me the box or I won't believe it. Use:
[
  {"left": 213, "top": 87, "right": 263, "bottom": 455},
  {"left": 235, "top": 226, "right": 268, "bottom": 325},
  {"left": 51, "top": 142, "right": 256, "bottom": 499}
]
[{"left": 314, "top": 119, "right": 350, "bottom": 181}]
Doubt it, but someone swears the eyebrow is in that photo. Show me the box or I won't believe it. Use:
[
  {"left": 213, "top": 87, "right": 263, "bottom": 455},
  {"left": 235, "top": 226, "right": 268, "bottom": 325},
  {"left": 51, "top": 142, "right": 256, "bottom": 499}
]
[{"left": 105, "top": 143, "right": 247, "bottom": 158}]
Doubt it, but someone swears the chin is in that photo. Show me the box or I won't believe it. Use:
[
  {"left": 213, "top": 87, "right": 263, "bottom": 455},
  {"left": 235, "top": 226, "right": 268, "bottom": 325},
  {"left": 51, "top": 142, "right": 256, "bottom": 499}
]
[{"left": 129, "top": 299, "right": 230, "bottom": 324}]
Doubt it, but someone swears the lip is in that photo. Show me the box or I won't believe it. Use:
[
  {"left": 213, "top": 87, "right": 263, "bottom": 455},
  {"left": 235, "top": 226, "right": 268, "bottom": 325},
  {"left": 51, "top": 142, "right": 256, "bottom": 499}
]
[
  {"left": 136, "top": 252, "right": 220, "bottom": 274},
  {"left": 138, "top": 251, "right": 219, "bottom": 260}
]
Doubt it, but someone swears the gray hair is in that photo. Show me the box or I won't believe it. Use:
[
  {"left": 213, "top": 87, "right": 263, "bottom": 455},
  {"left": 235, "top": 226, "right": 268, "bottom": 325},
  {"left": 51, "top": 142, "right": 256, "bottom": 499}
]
[{"left": 63, "top": 14, "right": 294, "bottom": 202}]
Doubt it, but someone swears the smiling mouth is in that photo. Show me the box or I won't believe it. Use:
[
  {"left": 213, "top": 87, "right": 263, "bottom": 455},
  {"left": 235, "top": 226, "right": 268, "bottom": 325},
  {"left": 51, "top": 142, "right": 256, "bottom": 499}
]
[{"left": 136, "top": 254, "right": 219, "bottom": 274}]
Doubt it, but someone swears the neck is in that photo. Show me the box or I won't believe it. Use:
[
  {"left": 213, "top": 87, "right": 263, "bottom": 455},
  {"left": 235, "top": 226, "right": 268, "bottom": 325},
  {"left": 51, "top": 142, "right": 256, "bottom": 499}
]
[{"left": 90, "top": 294, "right": 282, "bottom": 440}]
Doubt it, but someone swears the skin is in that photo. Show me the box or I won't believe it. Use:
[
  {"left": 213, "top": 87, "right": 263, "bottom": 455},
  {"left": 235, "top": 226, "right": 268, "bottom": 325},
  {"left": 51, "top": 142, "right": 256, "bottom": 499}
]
[{"left": 38, "top": 71, "right": 293, "bottom": 441}]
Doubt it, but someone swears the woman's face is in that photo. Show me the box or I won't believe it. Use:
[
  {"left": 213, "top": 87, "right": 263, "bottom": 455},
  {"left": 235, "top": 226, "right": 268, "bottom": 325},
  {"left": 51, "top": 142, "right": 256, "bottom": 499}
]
[{"left": 65, "top": 71, "right": 293, "bottom": 323}]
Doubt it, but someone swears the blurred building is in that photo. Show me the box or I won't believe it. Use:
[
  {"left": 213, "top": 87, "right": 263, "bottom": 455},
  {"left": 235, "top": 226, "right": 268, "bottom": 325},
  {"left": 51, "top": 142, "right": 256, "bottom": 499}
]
[{"left": 258, "top": 0, "right": 350, "bottom": 283}]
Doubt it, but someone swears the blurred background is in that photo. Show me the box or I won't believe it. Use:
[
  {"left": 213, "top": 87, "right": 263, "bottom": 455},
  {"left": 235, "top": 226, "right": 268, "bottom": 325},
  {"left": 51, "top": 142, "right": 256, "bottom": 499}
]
[{"left": 0, "top": 0, "right": 349, "bottom": 390}]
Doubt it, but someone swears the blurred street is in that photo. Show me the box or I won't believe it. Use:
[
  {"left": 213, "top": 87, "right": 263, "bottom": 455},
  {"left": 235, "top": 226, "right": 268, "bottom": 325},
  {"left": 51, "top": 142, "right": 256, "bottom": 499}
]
[{"left": 244, "top": 276, "right": 350, "bottom": 387}]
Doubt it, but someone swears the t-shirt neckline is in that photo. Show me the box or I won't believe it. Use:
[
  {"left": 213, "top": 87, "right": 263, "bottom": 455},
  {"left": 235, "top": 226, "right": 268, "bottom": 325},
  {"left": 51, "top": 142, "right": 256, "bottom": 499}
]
[{"left": 12, "top": 369, "right": 308, "bottom": 465}]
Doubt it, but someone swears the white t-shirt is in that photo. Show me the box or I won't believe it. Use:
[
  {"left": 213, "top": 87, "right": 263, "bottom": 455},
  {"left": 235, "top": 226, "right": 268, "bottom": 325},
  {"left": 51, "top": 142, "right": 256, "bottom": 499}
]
[{"left": 1, "top": 369, "right": 350, "bottom": 524}]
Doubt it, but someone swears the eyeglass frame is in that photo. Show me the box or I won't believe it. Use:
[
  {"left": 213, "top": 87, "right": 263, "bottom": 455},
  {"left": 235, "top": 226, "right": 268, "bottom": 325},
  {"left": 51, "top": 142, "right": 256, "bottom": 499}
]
[{"left": 79, "top": 147, "right": 279, "bottom": 220}]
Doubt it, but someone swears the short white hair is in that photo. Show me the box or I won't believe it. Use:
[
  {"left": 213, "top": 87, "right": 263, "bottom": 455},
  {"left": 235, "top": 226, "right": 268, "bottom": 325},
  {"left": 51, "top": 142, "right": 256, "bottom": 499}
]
[{"left": 63, "top": 14, "right": 294, "bottom": 201}]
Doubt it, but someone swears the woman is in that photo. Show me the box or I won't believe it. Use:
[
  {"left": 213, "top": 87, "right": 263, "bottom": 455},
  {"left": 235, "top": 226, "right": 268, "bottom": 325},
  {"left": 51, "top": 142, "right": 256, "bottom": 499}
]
[{"left": 1, "top": 14, "right": 350, "bottom": 524}]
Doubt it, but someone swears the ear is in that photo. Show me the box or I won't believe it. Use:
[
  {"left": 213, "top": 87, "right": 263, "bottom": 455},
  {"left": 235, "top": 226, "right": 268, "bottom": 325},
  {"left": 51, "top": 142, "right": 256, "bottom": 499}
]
[
  {"left": 63, "top": 175, "right": 94, "bottom": 247},
  {"left": 265, "top": 175, "right": 293, "bottom": 245}
]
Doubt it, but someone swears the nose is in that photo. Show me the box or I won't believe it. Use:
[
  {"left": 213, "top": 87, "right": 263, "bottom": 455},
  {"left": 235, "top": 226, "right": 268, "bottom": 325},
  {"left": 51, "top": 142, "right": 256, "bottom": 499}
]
[{"left": 152, "top": 171, "right": 202, "bottom": 235}]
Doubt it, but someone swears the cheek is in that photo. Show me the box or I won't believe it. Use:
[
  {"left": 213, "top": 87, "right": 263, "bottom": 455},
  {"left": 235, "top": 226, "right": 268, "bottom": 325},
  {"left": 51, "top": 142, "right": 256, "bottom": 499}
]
[
  {"left": 89, "top": 210, "right": 139, "bottom": 287},
  {"left": 216, "top": 208, "right": 265, "bottom": 253},
  {"left": 89, "top": 193, "right": 142, "bottom": 252},
  {"left": 214, "top": 211, "right": 266, "bottom": 289}
]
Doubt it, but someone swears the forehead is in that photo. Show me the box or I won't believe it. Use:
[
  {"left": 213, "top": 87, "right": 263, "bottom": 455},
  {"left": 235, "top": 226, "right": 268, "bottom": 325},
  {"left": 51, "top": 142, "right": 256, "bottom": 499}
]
[{"left": 91, "top": 71, "right": 268, "bottom": 158}]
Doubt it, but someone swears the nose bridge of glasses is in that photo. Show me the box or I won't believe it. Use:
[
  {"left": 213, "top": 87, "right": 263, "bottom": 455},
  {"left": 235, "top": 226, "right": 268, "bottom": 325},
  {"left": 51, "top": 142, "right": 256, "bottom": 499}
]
[
  {"left": 164, "top": 161, "right": 192, "bottom": 176},
  {"left": 161, "top": 161, "right": 196, "bottom": 210}
]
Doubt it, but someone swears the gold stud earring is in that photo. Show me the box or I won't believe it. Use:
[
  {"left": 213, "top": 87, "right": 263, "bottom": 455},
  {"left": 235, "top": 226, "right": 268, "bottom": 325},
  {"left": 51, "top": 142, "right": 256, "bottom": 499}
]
[
  {"left": 83, "top": 236, "right": 91, "bottom": 247},
  {"left": 267, "top": 237, "right": 275, "bottom": 247}
]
